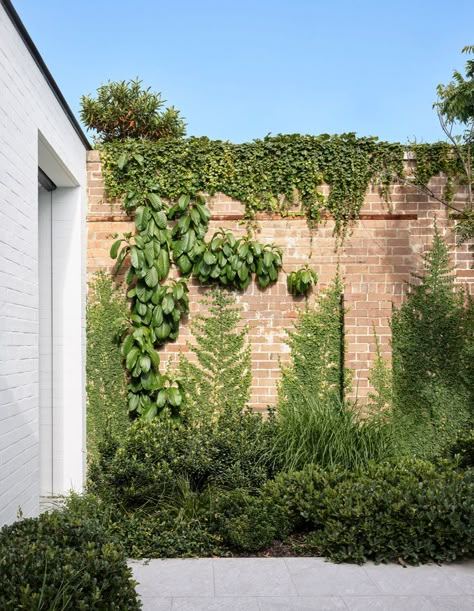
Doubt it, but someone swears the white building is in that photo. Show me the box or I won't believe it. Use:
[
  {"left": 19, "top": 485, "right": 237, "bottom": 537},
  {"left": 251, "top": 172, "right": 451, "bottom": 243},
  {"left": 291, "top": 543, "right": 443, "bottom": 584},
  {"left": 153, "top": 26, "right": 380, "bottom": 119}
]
[{"left": 0, "top": 0, "right": 90, "bottom": 525}]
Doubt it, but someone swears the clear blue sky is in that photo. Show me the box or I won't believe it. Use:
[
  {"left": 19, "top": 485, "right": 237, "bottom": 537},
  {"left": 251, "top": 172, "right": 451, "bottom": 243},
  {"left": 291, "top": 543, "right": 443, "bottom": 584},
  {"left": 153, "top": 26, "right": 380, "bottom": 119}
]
[{"left": 12, "top": 0, "right": 474, "bottom": 144}]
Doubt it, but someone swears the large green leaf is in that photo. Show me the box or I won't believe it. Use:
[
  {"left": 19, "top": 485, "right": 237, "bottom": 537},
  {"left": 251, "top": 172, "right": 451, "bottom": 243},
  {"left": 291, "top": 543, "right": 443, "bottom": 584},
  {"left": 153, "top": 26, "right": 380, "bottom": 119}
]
[
  {"left": 147, "top": 192, "right": 162, "bottom": 210},
  {"left": 162, "top": 294, "right": 175, "bottom": 315},
  {"left": 110, "top": 239, "right": 123, "bottom": 259},
  {"left": 145, "top": 265, "right": 159, "bottom": 288},
  {"left": 125, "top": 347, "right": 139, "bottom": 370},
  {"left": 157, "top": 249, "right": 170, "bottom": 279},
  {"left": 168, "top": 387, "right": 182, "bottom": 407}
]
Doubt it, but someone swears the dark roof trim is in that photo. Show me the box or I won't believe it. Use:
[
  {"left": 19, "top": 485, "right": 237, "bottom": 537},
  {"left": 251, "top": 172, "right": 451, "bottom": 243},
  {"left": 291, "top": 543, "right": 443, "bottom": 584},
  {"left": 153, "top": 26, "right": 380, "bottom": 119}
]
[{"left": 1, "top": 0, "right": 91, "bottom": 150}]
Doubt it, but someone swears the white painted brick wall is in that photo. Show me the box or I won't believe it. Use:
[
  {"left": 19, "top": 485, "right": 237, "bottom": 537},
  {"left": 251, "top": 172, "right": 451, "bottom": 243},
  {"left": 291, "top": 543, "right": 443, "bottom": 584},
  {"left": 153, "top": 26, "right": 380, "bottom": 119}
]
[{"left": 0, "top": 5, "right": 87, "bottom": 525}]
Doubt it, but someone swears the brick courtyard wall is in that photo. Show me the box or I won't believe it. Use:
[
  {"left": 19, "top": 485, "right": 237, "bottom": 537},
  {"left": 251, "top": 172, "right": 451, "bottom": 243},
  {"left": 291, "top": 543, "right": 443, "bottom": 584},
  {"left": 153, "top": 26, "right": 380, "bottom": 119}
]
[{"left": 87, "top": 150, "right": 473, "bottom": 409}]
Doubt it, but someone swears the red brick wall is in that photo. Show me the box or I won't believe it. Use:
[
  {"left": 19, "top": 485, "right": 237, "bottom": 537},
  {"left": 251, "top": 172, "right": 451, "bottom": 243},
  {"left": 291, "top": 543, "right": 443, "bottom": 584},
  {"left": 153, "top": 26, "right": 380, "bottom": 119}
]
[{"left": 87, "top": 151, "right": 473, "bottom": 409}]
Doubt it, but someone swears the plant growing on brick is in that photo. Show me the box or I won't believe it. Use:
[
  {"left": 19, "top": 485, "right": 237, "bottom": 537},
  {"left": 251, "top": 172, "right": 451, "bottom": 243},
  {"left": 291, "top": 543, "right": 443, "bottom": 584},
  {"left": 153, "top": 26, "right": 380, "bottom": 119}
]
[
  {"left": 287, "top": 265, "right": 318, "bottom": 296},
  {"left": 193, "top": 229, "right": 283, "bottom": 290},
  {"left": 80, "top": 78, "right": 186, "bottom": 142},
  {"left": 110, "top": 188, "right": 282, "bottom": 420},
  {"left": 391, "top": 225, "right": 474, "bottom": 457},
  {"left": 86, "top": 271, "right": 130, "bottom": 459},
  {"left": 177, "top": 288, "right": 251, "bottom": 419}
]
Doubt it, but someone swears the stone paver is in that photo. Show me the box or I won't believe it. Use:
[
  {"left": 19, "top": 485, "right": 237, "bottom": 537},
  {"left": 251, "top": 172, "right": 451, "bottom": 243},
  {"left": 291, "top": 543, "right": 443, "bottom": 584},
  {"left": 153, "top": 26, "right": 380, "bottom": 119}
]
[{"left": 129, "top": 558, "right": 474, "bottom": 611}]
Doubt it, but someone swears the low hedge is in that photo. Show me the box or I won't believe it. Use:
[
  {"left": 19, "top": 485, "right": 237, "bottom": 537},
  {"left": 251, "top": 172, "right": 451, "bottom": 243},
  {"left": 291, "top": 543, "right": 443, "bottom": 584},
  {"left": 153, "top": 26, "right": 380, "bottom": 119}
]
[
  {"left": 0, "top": 509, "right": 141, "bottom": 609},
  {"left": 266, "top": 458, "right": 474, "bottom": 564}
]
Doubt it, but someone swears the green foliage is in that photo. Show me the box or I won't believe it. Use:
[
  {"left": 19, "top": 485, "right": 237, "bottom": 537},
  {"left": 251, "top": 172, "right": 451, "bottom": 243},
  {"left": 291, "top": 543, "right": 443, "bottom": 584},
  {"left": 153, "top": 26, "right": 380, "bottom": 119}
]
[
  {"left": 111, "top": 192, "right": 196, "bottom": 420},
  {"left": 100, "top": 133, "right": 405, "bottom": 236},
  {"left": 80, "top": 78, "right": 185, "bottom": 142},
  {"left": 287, "top": 265, "right": 318, "bottom": 297},
  {"left": 367, "top": 330, "right": 393, "bottom": 412},
  {"left": 210, "top": 489, "right": 289, "bottom": 553},
  {"left": 279, "top": 275, "right": 347, "bottom": 408},
  {"left": 301, "top": 459, "right": 474, "bottom": 565},
  {"left": 86, "top": 271, "right": 129, "bottom": 460},
  {"left": 89, "top": 410, "right": 278, "bottom": 508},
  {"left": 391, "top": 226, "right": 474, "bottom": 458},
  {"left": 0, "top": 508, "right": 140, "bottom": 610},
  {"left": 177, "top": 289, "right": 252, "bottom": 418},
  {"left": 272, "top": 393, "right": 394, "bottom": 472},
  {"left": 65, "top": 492, "right": 223, "bottom": 560},
  {"left": 192, "top": 230, "right": 283, "bottom": 290},
  {"left": 435, "top": 45, "right": 474, "bottom": 243},
  {"left": 447, "top": 429, "right": 474, "bottom": 467},
  {"left": 263, "top": 464, "right": 348, "bottom": 531}
]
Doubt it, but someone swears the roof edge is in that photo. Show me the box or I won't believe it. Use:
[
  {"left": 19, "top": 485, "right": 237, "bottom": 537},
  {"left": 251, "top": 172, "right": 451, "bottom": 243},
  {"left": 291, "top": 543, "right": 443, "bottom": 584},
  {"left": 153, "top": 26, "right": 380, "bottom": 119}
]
[{"left": 1, "top": 0, "right": 91, "bottom": 150}]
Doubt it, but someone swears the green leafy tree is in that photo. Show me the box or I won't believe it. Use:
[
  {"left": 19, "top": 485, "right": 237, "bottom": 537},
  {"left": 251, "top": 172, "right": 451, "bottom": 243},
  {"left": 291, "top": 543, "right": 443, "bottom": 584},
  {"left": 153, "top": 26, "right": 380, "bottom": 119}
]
[
  {"left": 435, "top": 45, "right": 474, "bottom": 243},
  {"left": 86, "top": 272, "right": 129, "bottom": 460},
  {"left": 177, "top": 289, "right": 251, "bottom": 418},
  {"left": 80, "top": 78, "right": 186, "bottom": 142},
  {"left": 391, "top": 226, "right": 474, "bottom": 456}
]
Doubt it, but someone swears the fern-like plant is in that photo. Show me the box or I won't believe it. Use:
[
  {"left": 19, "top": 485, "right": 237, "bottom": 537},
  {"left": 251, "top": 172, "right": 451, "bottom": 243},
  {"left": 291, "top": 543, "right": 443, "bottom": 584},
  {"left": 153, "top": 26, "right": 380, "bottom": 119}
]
[
  {"left": 391, "top": 225, "right": 474, "bottom": 456},
  {"left": 177, "top": 289, "right": 251, "bottom": 419},
  {"left": 279, "top": 274, "right": 348, "bottom": 408}
]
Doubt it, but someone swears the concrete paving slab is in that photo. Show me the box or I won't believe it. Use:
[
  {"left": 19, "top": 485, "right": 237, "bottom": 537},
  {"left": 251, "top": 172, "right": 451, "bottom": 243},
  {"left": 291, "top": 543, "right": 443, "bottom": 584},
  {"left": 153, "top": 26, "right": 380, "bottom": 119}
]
[
  {"left": 129, "top": 557, "right": 474, "bottom": 610},
  {"left": 213, "top": 558, "right": 298, "bottom": 597},
  {"left": 427, "top": 596, "right": 474, "bottom": 610},
  {"left": 438, "top": 559, "right": 474, "bottom": 594},
  {"left": 256, "top": 596, "right": 347, "bottom": 610},
  {"left": 171, "top": 597, "right": 259, "bottom": 610},
  {"left": 140, "top": 598, "right": 173, "bottom": 611},
  {"left": 362, "top": 562, "right": 462, "bottom": 596},
  {"left": 285, "top": 557, "right": 380, "bottom": 596},
  {"left": 343, "top": 595, "right": 434, "bottom": 610},
  {"left": 133, "top": 559, "right": 214, "bottom": 598}
]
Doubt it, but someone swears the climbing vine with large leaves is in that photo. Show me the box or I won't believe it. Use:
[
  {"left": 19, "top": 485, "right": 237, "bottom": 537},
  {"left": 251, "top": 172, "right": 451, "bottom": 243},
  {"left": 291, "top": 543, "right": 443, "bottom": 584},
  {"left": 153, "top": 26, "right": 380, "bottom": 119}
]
[{"left": 111, "top": 191, "right": 282, "bottom": 420}]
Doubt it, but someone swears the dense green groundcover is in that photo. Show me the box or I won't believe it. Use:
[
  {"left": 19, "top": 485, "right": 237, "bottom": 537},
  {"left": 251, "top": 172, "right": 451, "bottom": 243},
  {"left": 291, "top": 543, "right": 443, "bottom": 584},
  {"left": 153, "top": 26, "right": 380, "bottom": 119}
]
[{"left": 0, "top": 509, "right": 141, "bottom": 610}]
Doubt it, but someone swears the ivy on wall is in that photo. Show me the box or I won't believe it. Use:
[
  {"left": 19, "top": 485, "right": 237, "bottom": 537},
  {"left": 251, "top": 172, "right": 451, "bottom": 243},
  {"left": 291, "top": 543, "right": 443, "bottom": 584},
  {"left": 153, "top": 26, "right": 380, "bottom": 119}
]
[{"left": 101, "top": 133, "right": 406, "bottom": 236}]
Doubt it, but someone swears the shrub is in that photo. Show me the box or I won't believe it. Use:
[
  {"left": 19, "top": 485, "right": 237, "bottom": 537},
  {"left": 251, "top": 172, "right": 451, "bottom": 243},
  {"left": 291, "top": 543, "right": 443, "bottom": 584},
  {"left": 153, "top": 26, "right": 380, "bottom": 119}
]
[
  {"left": 211, "top": 489, "right": 289, "bottom": 553},
  {"left": 65, "top": 492, "right": 222, "bottom": 560},
  {"left": 263, "top": 463, "right": 349, "bottom": 531},
  {"left": 0, "top": 509, "right": 140, "bottom": 610},
  {"left": 88, "top": 410, "right": 278, "bottom": 507},
  {"left": 86, "top": 271, "right": 130, "bottom": 462},
  {"left": 302, "top": 459, "right": 474, "bottom": 564},
  {"left": 80, "top": 78, "right": 185, "bottom": 142}
]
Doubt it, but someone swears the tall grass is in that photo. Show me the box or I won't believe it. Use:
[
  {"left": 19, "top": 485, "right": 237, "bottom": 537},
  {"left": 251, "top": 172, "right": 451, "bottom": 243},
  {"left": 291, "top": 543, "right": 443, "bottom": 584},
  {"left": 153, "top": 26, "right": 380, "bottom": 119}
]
[{"left": 272, "top": 391, "right": 394, "bottom": 471}]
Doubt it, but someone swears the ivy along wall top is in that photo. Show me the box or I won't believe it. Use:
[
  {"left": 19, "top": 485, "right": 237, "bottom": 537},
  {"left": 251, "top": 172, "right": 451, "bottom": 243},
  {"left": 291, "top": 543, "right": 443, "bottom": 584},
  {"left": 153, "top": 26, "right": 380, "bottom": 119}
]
[{"left": 87, "top": 150, "right": 473, "bottom": 408}]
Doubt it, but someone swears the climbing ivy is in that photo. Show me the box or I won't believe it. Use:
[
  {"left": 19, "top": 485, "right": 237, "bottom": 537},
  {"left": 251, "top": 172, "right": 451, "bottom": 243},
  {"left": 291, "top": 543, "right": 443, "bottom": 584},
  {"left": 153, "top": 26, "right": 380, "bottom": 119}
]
[{"left": 100, "top": 133, "right": 405, "bottom": 236}]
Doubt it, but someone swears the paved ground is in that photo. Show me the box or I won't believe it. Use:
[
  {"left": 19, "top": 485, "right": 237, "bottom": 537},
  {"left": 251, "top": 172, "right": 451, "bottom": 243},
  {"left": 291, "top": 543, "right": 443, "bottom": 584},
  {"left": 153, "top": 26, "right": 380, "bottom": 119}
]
[{"left": 129, "top": 557, "right": 474, "bottom": 610}]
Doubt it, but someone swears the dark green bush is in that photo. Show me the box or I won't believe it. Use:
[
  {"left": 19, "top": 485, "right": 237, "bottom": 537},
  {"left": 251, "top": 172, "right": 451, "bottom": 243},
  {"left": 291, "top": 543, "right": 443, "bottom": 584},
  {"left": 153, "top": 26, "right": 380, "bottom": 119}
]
[
  {"left": 302, "top": 459, "right": 474, "bottom": 564},
  {"left": 89, "top": 410, "right": 278, "bottom": 506},
  {"left": 211, "top": 489, "right": 289, "bottom": 553},
  {"left": 0, "top": 509, "right": 140, "bottom": 610},
  {"left": 263, "top": 463, "right": 348, "bottom": 530}
]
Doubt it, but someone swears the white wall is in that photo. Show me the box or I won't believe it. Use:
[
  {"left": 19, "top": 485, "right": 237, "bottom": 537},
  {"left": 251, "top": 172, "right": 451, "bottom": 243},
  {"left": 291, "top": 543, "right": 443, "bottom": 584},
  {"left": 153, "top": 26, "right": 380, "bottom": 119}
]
[{"left": 0, "top": 4, "right": 87, "bottom": 525}]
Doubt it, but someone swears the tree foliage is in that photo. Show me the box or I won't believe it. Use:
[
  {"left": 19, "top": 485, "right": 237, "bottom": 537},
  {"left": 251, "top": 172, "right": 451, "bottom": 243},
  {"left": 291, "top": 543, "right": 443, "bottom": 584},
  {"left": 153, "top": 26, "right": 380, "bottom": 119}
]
[{"left": 80, "top": 78, "right": 186, "bottom": 142}]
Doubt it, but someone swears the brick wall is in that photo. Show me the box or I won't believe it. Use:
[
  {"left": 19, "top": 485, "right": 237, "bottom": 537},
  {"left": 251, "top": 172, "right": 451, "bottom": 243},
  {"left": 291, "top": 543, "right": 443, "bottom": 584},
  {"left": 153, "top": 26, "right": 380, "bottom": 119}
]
[{"left": 87, "top": 150, "right": 473, "bottom": 409}]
